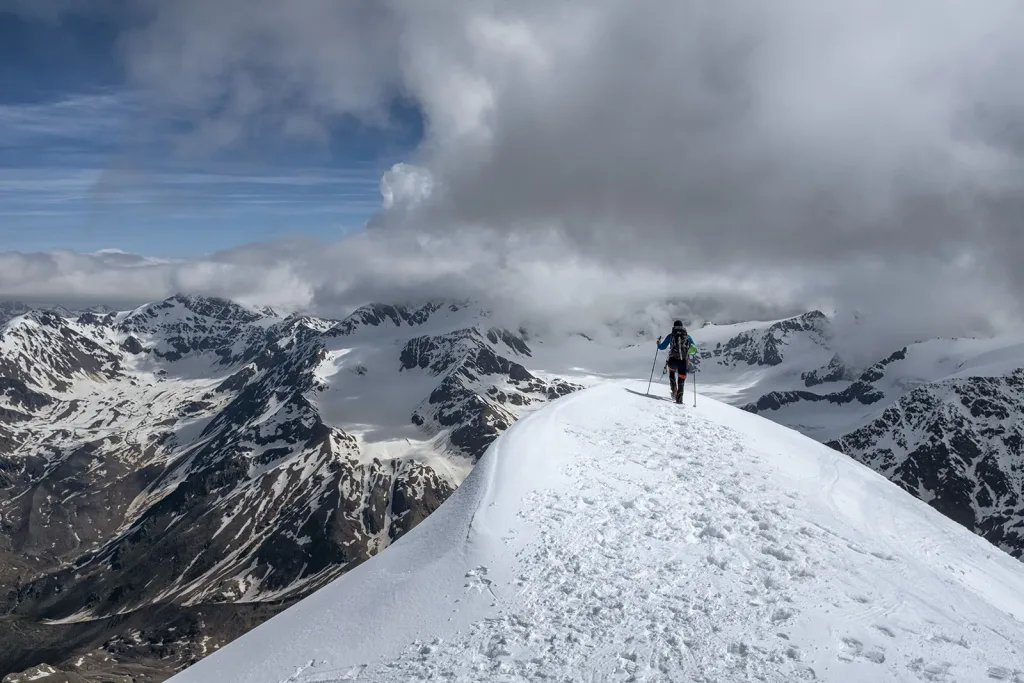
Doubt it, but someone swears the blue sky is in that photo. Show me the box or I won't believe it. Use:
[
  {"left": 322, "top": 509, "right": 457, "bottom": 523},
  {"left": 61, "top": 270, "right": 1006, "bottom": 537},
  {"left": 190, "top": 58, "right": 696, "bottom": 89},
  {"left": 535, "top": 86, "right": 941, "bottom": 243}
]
[{"left": 0, "top": 8, "right": 423, "bottom": 257}]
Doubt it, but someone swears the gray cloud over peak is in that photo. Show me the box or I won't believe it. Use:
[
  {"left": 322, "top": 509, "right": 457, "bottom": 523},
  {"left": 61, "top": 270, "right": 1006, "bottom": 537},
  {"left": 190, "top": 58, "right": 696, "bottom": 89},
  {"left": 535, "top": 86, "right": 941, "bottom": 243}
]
[{"left": 6, "top": 0, "right": 1024, "bottom": 341}]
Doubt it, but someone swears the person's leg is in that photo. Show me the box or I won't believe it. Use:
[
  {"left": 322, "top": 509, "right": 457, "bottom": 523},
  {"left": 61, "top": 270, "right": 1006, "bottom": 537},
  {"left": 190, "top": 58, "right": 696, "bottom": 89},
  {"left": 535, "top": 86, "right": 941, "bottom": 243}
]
[{"left": 667, "top": 359, "right": 684, "bottom": 401}]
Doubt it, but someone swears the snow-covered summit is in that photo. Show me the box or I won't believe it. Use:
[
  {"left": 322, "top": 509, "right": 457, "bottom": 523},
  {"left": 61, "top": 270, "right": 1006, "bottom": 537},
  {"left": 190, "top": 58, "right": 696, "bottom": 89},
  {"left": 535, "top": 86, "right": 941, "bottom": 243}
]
[{"left": 167, "top": 381, "right": 1024, "bottom": 683}]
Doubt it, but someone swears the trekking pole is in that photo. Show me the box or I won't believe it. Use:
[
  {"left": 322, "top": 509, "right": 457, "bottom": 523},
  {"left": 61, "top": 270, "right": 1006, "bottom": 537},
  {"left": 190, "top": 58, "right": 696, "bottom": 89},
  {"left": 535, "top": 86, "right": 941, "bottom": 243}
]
[
  {"left": 692, "top": 357, "right": 698, "bottom": 407},
  {"left": 646, "top": 345, "right": 659, "bottom": 395}
]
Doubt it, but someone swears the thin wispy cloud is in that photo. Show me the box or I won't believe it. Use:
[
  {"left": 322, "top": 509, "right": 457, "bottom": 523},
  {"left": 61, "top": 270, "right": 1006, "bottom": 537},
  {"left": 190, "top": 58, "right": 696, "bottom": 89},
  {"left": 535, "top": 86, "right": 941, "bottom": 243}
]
[
  {"left": 0, "top": 92, "right": 131, "bottom": 142},
  {"left": 0, "top": 165, "right": 381, "bottom": 215},
  {"left": 0, "top": 83, "right": 393, "bottom": 251}
]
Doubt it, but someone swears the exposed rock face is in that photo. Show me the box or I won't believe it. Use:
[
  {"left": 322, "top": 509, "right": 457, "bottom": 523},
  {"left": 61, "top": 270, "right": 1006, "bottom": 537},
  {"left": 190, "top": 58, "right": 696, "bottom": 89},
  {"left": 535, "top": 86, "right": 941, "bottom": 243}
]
[
  {"left": 0, "top": 295, "right": 577, "bottom": 681},
  {"left": 801, "top": 353, "right": 855, "bottom": 387},
  {"left": 402, "top": 327, "right": 580, "bottom": 459},
  {"left": 325, "top": 302, "right": 455, "bottom": 337},
  {"left": 828, "top": 372, "right": 1024, "bottom": 559},
  {"left": 700, "top": 310, "right": 831, "bottom": 368},
  {"left": 742, "top": 345, "right": 917, "bottom": 414}
]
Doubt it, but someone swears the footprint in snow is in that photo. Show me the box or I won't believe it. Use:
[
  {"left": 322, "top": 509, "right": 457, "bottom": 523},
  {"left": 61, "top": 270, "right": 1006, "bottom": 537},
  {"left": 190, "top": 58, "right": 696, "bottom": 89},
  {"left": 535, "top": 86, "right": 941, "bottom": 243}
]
[
  {"left": 700, "top": 524, "right": 727, "bottom": 539},
  {"left": 987, "top": 666, "right": 1024, "bottom": 681},
  {"left": 929, "top": 633, "right": 971, "bottom": 648},
  {"left": 334, "top": 663, "right": 367, "bottom": 680},
  {"left": 464, "top": 566, "right": 493, "bottom": 594},
  {"left": 706, "top": 554, "right": 728, "bottom": 569},
  {"left": 839, "top": 637, "right": 885, "bottom": 664},
  {"left": 909, "top": 658, "right": 954, "bottom": 681},
  {"left": 762, "top": 545, "right": 795, "bottom": 562}
]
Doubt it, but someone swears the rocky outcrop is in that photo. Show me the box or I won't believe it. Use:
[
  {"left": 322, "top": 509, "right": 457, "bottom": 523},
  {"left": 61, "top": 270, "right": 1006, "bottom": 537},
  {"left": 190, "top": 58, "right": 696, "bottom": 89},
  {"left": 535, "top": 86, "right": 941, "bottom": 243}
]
[
  {"left": 828, "top": 371, "right": 1024, "bottom": 558},
  {"left": 701, "top": 310, "right": 830, "bottom": 368}
]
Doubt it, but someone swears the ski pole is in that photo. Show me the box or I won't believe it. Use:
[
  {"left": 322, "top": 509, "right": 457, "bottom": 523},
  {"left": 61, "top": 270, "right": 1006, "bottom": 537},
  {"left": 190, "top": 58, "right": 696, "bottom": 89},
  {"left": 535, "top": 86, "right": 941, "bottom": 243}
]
[{"left": 646, "top": 345, "right": 659, "bottom": 395}]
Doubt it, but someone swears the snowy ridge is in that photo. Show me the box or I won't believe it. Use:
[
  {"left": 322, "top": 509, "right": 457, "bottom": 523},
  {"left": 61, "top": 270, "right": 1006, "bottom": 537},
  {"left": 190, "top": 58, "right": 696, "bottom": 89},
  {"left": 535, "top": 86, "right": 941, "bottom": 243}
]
[{"left": 167, "top": 381, "right": 1024, "bottom": 683}]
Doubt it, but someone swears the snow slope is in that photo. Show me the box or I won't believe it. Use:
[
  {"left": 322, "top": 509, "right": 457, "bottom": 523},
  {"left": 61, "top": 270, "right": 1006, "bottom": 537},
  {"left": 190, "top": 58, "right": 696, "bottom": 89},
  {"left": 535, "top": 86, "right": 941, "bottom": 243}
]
[{"left": 167, "top": 381, "right": 1024, "bottom": 683}]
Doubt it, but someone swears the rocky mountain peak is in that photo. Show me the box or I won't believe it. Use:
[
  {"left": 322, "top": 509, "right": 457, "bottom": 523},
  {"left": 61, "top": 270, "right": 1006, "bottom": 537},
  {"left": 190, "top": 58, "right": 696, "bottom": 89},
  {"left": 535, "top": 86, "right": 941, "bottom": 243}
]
[
  {"left": 701, "top": 310, "right": 833, "bottom": 368},
  {"left": 131, "top": 294, "right": 271, "bottom": 326},
  {"left": 110, "top": 295, "right": 284, "bottom": 367},
  {"left": 326, "top": 300, "right": 474, "bottom": 337}
]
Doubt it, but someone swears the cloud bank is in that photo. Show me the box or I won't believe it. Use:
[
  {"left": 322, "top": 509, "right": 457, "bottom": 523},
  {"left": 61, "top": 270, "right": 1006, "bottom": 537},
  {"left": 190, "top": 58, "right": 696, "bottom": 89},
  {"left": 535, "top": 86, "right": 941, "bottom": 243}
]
[{"left": 4, "top": 0, "right": 1024, "bottom": 350}]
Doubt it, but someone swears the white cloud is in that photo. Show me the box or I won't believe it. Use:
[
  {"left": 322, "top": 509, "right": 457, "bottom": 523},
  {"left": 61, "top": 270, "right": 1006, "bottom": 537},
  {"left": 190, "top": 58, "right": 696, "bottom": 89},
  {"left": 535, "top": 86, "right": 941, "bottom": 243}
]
[
  {"left": 379, "top": 163, "right": 435, "bottom": 212},
  {"left": 0, "top": 248, "right": 312, "bottom": 312},
  {"left": 2, "top": 226, "right": 1017, "bottom": 371}
]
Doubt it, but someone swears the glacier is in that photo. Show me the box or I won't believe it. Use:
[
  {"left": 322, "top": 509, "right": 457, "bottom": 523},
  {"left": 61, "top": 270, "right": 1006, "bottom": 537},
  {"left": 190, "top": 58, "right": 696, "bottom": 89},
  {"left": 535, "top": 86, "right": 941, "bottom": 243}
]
[{"left": 166, "top": 380, "right": 1024, "bottom": 683}]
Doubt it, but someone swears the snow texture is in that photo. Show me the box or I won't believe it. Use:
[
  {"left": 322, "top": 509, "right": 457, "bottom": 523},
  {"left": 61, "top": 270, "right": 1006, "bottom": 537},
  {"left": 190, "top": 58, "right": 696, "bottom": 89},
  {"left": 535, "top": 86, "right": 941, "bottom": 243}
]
[{"left": 167, "top": 381, "right": 1024, "bottom": 683}]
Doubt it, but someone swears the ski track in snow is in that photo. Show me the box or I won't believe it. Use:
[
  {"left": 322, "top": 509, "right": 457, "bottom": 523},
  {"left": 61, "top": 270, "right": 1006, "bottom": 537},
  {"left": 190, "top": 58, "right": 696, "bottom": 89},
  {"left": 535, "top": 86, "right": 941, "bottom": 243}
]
[{"left": 178, "top": 381, "right": 1024, "bottom": 683}]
